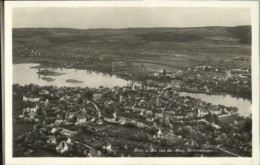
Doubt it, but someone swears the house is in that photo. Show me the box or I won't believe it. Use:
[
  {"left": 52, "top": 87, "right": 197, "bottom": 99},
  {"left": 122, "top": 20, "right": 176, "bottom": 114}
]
[
  {"left": 93, "top": 93, "right": 102, "bottom": 102},
  {"left": 56, "top": 141, "right": 69, "bottom": 154},
  {"left": 153, "top": 73, "right": 159, "bottom": 78},
  {"left": 138, "top": 99, "right": 146, "bottom": 107},
  {"left": 112, "top": 61, "right": 125, "bottom": 67},
  {"left": 166, "top": 73, "right": 175, "bottom": 78},
  {"left": 119, "top": 95, "right": 125, "bottom": 103},
  {"left": 22, "top": 105, "right": 39, "bottom": 118},
  {"left": 28, "top": 111, "right": 37, "bottom": 118},
  {"left": 61, "top": 129, "right": 77, "bottom": 137},
  {"left": 55, "top": 119, "right": 64, "bottom": 126},
  {"left": 226, "top": 70, "right": 232, "bottom": 77},
  {"left": 172, "top": 82, "right": 181, "bottom": 89},
  {"left": 186, "top": 86, "right": 199, "bottom": 92},
  {"left": 209, "top": 107, "right": 222, "bottom": 115},
  {"left": 39, "top": 89, "right": 49, "bottom": 95},
  {"left": 204, "top": 86, "right": 210, "bottom": 93},
  {"left": 88, "top": 149, "right": 102, "bottom": 157},
  {"left": 155, "top": 113, "right": 163, "bottom": 119},
  {"left": 198, "top": 108, "right": 208, "bottom": 117},
  {"left": 102, "top": 142, "right": 113, "bottom": 153},
  {"left": 140, "top": 109, "right": 145, "bottom": 116},
  {"left": 211, "top": 123, "right": 221, "bottom": 129},
  {"left": 29, "top": 97, "right": 40, "bottom": 102},
  {"left": 145, "top": 111, "right": 153, "bottom": 116},
  {"left": 112, "top": 111, "right": 117, "bottom": 119},
  {"left": 233, "top": 120, "right": 239, "bottom": 125},
  {"left": 165, "top": 111, "right": 175, "bottom": 120},
  {"left": 104, "top": 100, "right": 113, "bottom": 109},
  {"left": 45, "top": 99, "right": 49, "bottom": 106},
  {"left": 68, "top": 113, "right": 74, "bottom": 119},
  {"left": 230, "top": 68, "right": 249, "bottom": 73},
  {"left": 23, "top": 96, "right": 40, "bottom": 102},
  {"left": 47, "top": 136, "right": 57, "bottom": 145},
  {"left": 76, "top": 116, "right": 87, "bottom": 125},
  {"left": 123, "top": 86, "right": 132, "bottom": 92},
  {"left": 175, "top": 115, "right": 185, "bottom": 119},
  {"left": 146, "top": 117, "right": 154, "bottom": 122},
  {"left": 186, "top": 112, "right": 195, "bottom": 119},
  {"left": 157, "top": 129, "right": 164, "bottom": 138},
  {"left": 242, "top": 79, "right": 248, "bottom": 84}
]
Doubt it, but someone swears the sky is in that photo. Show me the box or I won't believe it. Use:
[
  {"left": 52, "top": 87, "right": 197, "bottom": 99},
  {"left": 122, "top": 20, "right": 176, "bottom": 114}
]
[{"left": 13, "top": 7, "right": 251, "bottom": 29}]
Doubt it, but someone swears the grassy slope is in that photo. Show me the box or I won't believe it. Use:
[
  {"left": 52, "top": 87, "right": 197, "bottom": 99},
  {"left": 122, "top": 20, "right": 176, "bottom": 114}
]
[{"left": 13, "top": 26, "right": 251, "bottom": 69}]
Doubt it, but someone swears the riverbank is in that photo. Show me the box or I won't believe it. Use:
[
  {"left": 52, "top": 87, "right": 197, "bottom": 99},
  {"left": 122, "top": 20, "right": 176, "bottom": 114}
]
[
  {"left": 179, "top": 89, "right": 251, "bottom": 102},
  {"left": 13, "top": 56, "right": 251, "bottom": 101}
]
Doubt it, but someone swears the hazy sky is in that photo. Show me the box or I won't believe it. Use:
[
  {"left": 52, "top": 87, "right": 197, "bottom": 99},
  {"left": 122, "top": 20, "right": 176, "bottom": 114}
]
[{"left": 13, "top": 7, "right": 251, "bottom": 29}]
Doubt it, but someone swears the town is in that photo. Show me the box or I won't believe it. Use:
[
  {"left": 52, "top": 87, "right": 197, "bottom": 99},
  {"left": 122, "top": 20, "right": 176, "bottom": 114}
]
[
  {"left": 12, "top": 26, "right": 252, "bottom": 157},
  {"left": 13, "top": 84, "right": 252, "bottom": 157}
]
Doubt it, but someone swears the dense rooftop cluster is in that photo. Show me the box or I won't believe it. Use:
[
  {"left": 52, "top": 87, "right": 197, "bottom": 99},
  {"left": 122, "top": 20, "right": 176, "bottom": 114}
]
[
  {"left": 146, "top": 65, "right": 251, "bottom": 100},
  {"left": 13, "top": 84, "right": 252, "bottom": 157}
]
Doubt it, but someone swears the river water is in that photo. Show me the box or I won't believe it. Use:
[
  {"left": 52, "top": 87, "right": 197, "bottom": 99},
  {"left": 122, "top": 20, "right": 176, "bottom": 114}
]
[
  {"left": 13, "top": 63, "right": 132, "bottom": 88},
  {"left": 179, "top": 92, "right": 251, "bottom": 117},
  {"left": 13, "top": 63, "right": 251, "bottom": 117}
]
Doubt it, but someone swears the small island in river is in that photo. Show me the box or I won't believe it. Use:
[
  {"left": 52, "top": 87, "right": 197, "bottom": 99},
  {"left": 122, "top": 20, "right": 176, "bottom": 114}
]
[
  {"left": 41, "top": 77, "right": 55, "bottom": 82},
  {"left": 37, "top": 69, "right": 65, "bottom": 76},
  {"left": 66, "top": 79, "right": 84, "bottom": 83}
]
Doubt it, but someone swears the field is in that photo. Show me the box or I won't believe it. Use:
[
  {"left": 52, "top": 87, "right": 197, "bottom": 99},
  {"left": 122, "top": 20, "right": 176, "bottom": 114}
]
[{"left": 13, "top": 26, "right": 251, "bottom": 72}]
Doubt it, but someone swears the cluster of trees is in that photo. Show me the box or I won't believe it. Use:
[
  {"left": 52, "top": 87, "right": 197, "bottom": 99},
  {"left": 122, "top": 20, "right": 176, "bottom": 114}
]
[{"left": 205, "top": 113, "right": 220, "bottom": 124}]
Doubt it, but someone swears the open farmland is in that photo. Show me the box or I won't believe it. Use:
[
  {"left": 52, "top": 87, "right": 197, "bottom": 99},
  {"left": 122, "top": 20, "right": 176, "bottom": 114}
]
[{"left": 13, "top": 26, "right": 251, "bottom": 71}]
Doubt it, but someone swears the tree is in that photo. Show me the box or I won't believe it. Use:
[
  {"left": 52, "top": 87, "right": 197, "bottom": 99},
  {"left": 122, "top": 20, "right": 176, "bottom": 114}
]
[
  {"left": 213, "top": 114, "right": 220, "bottom": 125},
  {"left": 244, "top": 119, "right": 252, "bottom": 132},
  {"left": 205, "top": 112, "right": 214, "bottom": 123},
  {"left": 82, "top": 90, "right": 93, "bottom": 100}
]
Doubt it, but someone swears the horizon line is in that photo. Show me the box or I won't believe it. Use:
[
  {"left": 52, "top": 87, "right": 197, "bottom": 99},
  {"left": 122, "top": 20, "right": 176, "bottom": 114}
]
[{"left": 12, "top": 25, "right": 251, "bottom": 30}]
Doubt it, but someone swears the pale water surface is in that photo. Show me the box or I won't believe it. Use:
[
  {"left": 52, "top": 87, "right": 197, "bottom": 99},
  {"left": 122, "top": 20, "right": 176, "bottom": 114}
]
[
  {"left": 13, "top": 63, "right": 131, "bottom": 88},
  {"left": 179, "top": 92, "right": 251, "bottom": 117}
]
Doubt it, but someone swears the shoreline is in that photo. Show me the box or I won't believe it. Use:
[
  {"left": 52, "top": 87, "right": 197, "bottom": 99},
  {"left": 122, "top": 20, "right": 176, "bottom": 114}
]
[{"left": 13, "top": 56, "right": 252, "bottom": 101}]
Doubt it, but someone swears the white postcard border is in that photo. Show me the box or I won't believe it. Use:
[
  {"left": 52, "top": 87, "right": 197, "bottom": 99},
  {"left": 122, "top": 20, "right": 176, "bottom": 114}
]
[{"left": 4, "top": 1, "right": 260, "bottom": 165}]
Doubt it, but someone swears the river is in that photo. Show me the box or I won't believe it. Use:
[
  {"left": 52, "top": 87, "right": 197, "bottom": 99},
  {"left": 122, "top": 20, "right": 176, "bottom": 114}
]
[
  {"left": 13, "top": 63, "right": 132, "bottom": 88},
  {"left": 179, "top": 92, "right": 251, "bottom": 117},
  {"left": 13, "top": 63, "right": 251, "bottom": 117}
]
